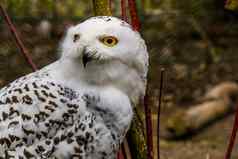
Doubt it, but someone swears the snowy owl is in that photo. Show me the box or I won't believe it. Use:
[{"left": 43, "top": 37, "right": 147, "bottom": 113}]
[{"left": 0, "top": 16, "right": 148, "bottom": 158}]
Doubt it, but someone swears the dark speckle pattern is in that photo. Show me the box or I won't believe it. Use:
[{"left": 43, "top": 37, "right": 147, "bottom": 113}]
[{"left": 0, "top": 70, "right": 120, "bottom": 159}]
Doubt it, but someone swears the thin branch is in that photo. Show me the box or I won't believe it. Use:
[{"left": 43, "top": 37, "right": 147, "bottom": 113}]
[
  {"left": 157, "top": 68, "right": 165, "bottom": 159},
  {"left": 122, "top": 140, "right": 132, "bottom": 159},
  {"left": 121, "top": 0, "right": 128, "bottom": 22},
  {"left": 0, "top": 4, "right": 37, "bottom": 71},
  {"left": 224, "top": 105, "right": 238, "bottom": 159},
  {"left": 117, "top": 148, "right": 125, "bottom": 159},
  {"left": 144, "top": 88, "right": 154, "bottom": 159},
  {"left": 128, "top": 0, "right": 140, "bottom": 31}
]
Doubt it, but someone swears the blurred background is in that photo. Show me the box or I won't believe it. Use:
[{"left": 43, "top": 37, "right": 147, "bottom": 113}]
[{"left": 0, "top": 0, "right": 238, "bottom": 158}]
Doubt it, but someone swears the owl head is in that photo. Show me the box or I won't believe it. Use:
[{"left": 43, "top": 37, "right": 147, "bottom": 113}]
[{"left": 60, "top": 16, "right": 148, "bottom": 105}]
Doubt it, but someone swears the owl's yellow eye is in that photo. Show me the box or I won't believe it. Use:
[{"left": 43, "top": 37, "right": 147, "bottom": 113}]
[{"left": 100, "top": 36, "right": 118, "bottom": 47}]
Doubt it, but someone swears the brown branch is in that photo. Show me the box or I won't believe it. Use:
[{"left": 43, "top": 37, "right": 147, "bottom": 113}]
[
  {"left": 144, "top": 89, "right": 154, "bottom": 159},
  {"left": 121, "top": 0, "right": 128, "bottom": 22},
  {"left": 0, "top": 4, "right": 37, "bottom": 71},
  {"left": 122, "top": 140, "right": 132, "bottom": 159},
  {"left": 157, "top": 68, "right": 165, "bottom": 159}
]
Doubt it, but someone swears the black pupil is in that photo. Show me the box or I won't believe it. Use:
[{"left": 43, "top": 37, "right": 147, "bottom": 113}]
[
  {"left": 74, "top": 34, "right": 79, "bottom": 42},
  {"left": 106, "top": 39, "right": 113, "bottom": 44}
]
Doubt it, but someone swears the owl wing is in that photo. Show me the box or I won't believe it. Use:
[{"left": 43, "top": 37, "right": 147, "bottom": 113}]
[
  {"left": 0, "top": 71, "right": 118, "bottom": 158},
  {"left": 0, "top": 72, "right": 96, "bottom": 158},
  {"left": 5, "top": 111, "right": 97, "bottom": 159}
]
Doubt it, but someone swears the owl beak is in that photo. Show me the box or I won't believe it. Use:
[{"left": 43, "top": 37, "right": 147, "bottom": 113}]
[{"left": 82, "top": 50, "right": 93, "bottom": 68}]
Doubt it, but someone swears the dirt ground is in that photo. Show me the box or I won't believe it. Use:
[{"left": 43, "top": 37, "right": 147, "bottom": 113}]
[
  {"left": 0, "top": 14, "right": 238, "bottom": 159},
  {"left": 145, "top": 13, "right": 238, "bottom": 159},
  {"left": 152, "top": 112, "right": 238, "bottom": 159}
]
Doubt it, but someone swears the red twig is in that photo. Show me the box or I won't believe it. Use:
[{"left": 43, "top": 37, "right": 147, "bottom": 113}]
[
  {"left": 117, "top": 148, "right": 125, "bottom": 159},
  {"left": 127, "top": 0, "right": 140, "bottom": 31},
  {"left": 157, "top": 68, "right": 165, "bottom": 159},
  {"left": 121, "top": 0, "right": 128, "bottom": 22},
  {"left": 0, "top": 5, "right": 37, "bottom": 71},
  {"left": 224, "top": 105, "right": 238, "bottom": 159},
  {"left": 144, "top": 89, "right": 154, "bottom": 159}
]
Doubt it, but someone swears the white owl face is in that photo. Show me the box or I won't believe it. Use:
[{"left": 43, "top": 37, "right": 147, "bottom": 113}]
[
  {"left": 60, "top": 16, "right": 148, "bottom": 104},
  {"left": 61, "top": 16, "right": 148, "bottom": 79}
]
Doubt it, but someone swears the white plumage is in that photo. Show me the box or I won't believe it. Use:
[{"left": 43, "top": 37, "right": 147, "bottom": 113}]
[{"left": 0, "top": 16, "right": 148, "bottom": 159}]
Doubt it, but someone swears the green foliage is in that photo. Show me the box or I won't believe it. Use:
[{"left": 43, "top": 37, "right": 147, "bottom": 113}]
[{"left": 1, "top": 0, "right": 90, "bottom": 19}]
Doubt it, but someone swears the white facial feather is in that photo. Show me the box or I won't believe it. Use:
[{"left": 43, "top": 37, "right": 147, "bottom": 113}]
[{"left": 59, "top": 16, "right": 149, "bottom": 104}]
